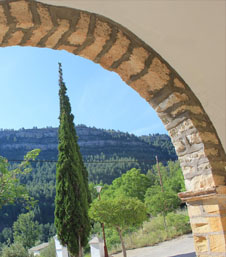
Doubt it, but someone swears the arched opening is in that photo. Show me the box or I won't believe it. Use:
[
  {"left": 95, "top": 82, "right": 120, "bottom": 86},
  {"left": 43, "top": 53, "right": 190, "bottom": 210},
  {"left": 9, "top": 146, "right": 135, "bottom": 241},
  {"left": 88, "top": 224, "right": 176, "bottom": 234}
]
[{"left": 0, "top": 1, "right": 225, "bottom": 256}]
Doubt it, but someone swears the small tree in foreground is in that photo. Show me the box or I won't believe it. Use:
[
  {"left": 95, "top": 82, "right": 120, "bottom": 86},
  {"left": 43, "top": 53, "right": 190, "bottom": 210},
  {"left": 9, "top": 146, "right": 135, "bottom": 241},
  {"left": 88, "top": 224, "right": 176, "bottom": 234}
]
[
  {"left": 110, "top": 168, "right": 151, "bottom": 202},
  {"left": 145, "top": 185, "right": 180, "bottom": 217},
  {"left": 145, "top": 185, "right": 180, "bottom": 230},
  {"left": 13, "top": 211, "right": 40, "bottom": 249},
  {"left": 0, "top": 149, "right": 40, "bottom": 209},
  {"left": 0, "top": 242, "right": 33, "bottom": 257},
  {"left": 89, "top": 197, "right": 147, "bottom": 257}
]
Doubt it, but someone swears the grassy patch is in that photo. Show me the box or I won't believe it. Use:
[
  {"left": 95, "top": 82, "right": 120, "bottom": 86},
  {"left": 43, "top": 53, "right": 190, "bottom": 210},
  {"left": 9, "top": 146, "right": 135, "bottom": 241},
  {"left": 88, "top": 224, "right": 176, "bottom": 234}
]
[{"left": 109, "top": 211, "right": 191, "bottom": 254}]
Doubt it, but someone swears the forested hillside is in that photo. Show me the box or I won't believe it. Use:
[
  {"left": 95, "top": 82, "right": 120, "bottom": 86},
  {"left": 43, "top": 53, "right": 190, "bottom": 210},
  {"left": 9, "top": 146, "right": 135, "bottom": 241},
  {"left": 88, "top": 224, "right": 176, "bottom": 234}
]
[
  {"left": 0, "top": 125, "right": 177, "bottom": 247},
  {"left": 0, "top": 125, "right": 176, "bottom": 184}
]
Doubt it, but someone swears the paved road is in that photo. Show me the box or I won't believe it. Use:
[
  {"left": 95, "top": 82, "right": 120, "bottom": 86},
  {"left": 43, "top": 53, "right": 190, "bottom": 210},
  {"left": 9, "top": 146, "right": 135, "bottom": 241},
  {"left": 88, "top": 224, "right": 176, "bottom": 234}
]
[{"left": 112, "top": 234, "right": 196, "bottom": 257}]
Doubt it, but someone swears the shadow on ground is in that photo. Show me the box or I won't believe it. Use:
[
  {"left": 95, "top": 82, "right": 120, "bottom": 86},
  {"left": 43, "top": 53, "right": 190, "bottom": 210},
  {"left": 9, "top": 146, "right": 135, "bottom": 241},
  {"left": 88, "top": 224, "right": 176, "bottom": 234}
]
[{"left": 170, "top": 253, "right": 196, "bottom": 257}]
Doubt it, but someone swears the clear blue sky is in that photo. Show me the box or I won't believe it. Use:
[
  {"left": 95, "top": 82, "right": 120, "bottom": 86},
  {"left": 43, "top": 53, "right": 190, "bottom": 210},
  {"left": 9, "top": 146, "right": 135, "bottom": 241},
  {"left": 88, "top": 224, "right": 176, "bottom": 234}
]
[{"left": 0, "top": 46, "right": 167, "bottom": 136}]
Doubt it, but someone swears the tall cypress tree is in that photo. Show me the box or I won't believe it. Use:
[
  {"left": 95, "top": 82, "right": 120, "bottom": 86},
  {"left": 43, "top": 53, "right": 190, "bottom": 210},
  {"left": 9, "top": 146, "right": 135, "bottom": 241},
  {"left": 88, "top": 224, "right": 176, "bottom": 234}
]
[{"left": 55, "top": 63, "right": 91, "bottom": 257}]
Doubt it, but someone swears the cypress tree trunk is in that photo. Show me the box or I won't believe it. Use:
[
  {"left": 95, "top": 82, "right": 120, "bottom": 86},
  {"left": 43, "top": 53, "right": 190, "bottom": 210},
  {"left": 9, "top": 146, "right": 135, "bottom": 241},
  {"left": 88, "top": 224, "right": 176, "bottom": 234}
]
[
  {"left": 78, "top": 235, "right": 83, "bottom": 257},
  {"left": 55, "top": 63, "right": 90, "bottom": 257}
]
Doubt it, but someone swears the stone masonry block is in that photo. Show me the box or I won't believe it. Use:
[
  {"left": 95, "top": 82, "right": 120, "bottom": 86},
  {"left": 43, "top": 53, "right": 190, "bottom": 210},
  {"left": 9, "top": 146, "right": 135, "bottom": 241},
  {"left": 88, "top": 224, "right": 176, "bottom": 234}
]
[
  {"left": 45, "top": 19, "right": 70, "bottom": 48},
  {"left": 174, "top": 77, "right": 185, "bottom": 89},
  {"left": 193, "top": 236, "right": 208, "bottom": 253},
  {"left": 99, "top": 30, "right": 130, "bottom": 69},
  {"left": 0, "top": 6, "right": 8, "bottom": 44},
  {"left": 197, "top": 162, "right": 212, "bottom": 173},
  {"left": 203, "top": 198, "right": 226, "bottom": 215},
  {"left": 203, "top": 200, "right": 220, "bottom": 214},
  {"left": 185, "top": 173, "right": 215, "bottom": 191},
  {"left": 174, "top": 139, "right": 186, "bottom": 154},
  {"left": 198, "top": 254, "right": 226, "bottom": 257},
  {"left": 178, "top": 149, "right": 207, "bottom": 167},
  {"left": 9, "top": 0, "right": 33, "bottom": 29},
  {"left": 188, "top": 204, "right": 202, "bottom": 217},
  {"left": 155, "top": 92, "right": 189, "bottom": 113},
  {"left": 211, "top": 161, "right": 226, "bottom": 174},
  {"left": 191, "top": 222, "right": 209, "bottom": 234},
  {"left": 57, "top": 45, "right": 77, "bottom": 53},
  {"left": 213, "top": 175, "right": 226, "bottom": 186},
  {"left": 27, "top": 4, "right": 54, "bottom": 46},
  {"left": 171, "top": 105, "right": 203, "bottom": 118},
  {"left": 187, "top": 133, "right": 202, "bottom": 145},
  {"left": 113, "top": 47, "right": 149, "bottom": 82},
  {"left": 216, "top": 186, "right": 226, "bottom": 195},
  {"left": 208, "top": 217, "right": 226, "bottom": 232},
  {"left": 129, "top": 57, "right": 170, "bottom": 101},
  {"left": 209, "top": 234, "right": 226, "bottom": 252},
  {"left": 79, "top": 18, "right": 112, "bottom": 61},
  {"left": 67, "top": 12, "right": 90, "bottom": 46},
  {"left": 217, "top": 199, "right": 226, "bottom": 211},
  {"left": 169, "top": 119, "right": 196, "bottom": 138},
  {"left": 204, "top": 148, "right": 219, "bottom": 157},
  {"left": 200, "top": 132, "right": 219, "bottom": 145},
  {"left": 5, "top": 30, "right": 24, "bottom": 46}
]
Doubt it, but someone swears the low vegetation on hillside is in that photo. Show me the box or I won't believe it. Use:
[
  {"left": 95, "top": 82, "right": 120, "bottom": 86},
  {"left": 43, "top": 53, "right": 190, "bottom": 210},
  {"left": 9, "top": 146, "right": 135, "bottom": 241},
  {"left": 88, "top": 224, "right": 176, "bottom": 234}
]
[{"left": 0, "top": 158, "right": 191, "bottom": 257}]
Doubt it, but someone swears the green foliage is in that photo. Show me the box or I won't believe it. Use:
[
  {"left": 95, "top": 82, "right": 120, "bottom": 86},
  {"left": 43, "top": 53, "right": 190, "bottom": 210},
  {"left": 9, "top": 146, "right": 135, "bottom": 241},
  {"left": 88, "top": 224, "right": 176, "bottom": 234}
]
[
  {"left": 166, "top": 212, "right": 190, "bottom": 234},
  {"left": 0, "top": 242, "right": 32, "bottom": 257},
  {"left": 38, "top": 223, "right": 56, "bottom": 243},
  {"left": 86, "top": 155, "right": 146, "bottom": 184},
  {"left": 145, "top": 186, "right": 181, "bottom": 216},
  {"left": 140, "top": 133, "right": 176, "bottom": 157},
  {"left": 0, "top": 126, "right": 177, "bottom": 185},
  {"left": 109, "top": 168, "right": 151, "bottom": 201},
  {"left": 88, "top": 182, "right": 99, "bottom": 201},
  {"left": 54, "top": 63, "right": 90, "bottom": 256},
  {"left": 109, "top": 212, "right": 191, "bottom": 253},
  {"left": 0, "top": 129, "right": 177, "bottom": 242},
  {"left": 165, "top": 161, "right": 186, "bottom": 192},
  {"left": 13, "top": 212, "right": 40, "bottom": 249},
  {"left": 0, "top": 149, "right": 40, "bottom": 209},
  {"left": 89, "top": 197, "right": 147, "bottom": 230},
  {"left": 0, "top": 157, "right": 184, "bottom": 250},
  {"left": 146, "top": 161, "right": 185, "bottom": 193},
  {"left": 39, "top": 239, "right": 56, "bottom": 257},
  {"left": 0, "top": 227, "right": 13, "bottom": 244},
  {"left": 89, "top": 197, "right": 147, "bottom": 257},
  {"left": 145, "top": 161, "right": 184, "bottom": 217}
]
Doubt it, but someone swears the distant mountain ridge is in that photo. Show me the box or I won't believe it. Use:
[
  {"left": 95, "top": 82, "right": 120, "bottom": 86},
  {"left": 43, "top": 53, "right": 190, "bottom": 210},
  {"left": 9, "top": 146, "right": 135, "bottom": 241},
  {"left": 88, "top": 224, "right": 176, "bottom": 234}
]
[
  {"left": 0, "top": 125, "right": 177, "bottom": 235},
  {"left": 0, "top": 125, "right": 176, "bottom": 165}
]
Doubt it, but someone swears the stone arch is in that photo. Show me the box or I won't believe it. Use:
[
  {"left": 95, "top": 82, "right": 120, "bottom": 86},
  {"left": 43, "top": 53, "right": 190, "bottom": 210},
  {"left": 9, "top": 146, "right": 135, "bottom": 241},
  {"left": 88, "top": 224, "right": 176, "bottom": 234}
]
[{"left": 0, "top": 0, "right": 226, "bottom": 256}]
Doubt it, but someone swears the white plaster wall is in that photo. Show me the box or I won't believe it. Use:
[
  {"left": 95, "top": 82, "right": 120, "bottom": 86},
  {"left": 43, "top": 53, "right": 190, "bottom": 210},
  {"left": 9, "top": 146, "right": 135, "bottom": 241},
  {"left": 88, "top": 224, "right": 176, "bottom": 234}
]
[{"left": 38, "top": 0, "right": 226, "bottom": 151}]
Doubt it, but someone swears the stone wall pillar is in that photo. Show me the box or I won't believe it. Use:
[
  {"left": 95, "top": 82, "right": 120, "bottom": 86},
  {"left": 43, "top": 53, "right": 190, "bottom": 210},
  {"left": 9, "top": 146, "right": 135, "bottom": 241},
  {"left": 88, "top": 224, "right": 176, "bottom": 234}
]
[{"left": 179, "top": 187, "right": 226, "bottom": 257}]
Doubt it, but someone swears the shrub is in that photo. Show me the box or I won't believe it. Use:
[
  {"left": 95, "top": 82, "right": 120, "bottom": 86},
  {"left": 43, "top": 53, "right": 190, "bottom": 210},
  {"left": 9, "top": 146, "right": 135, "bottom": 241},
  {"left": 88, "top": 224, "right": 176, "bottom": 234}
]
[
  {"left": 166, "top": 212, "right": 191, "bottom": 235},
  {"left": 0, "top": 242, "right": 33, "bottom": 257}
]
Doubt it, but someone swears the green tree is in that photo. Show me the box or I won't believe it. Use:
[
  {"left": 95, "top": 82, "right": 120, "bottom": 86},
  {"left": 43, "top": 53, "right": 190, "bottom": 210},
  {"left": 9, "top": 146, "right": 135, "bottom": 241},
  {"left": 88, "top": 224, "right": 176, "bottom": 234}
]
[
  {"left": 145, "top": 186, "right": 180, "bottom": 217},
  {"left": 165, "top": 161, "right": 185, "bottom": 193},
  {"left": 89, "top": 197, "right": 147, "bottom": 257},
  {"left": 13, "top": 211, "right": 40, "bottom": 249},
  {"left": 110, "top": 168, "right": 151, "bottom": 201},
  {"left": 0, "top": 242, "right": 32, "bottom": 257},
  {"left": 0, "top": 227, "right": 13, "bottom": 244},
  {"left": 0, "top": 149, "right": 40, "bottom": 209},
  {"left": 146, "top": 161, "right": 185, "bottom": 194},
  {"left": 54, "top": 63, "right": 90, "bottom": 257}
]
